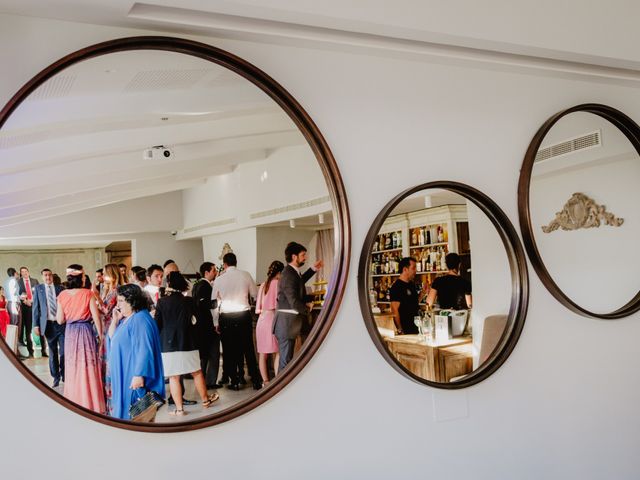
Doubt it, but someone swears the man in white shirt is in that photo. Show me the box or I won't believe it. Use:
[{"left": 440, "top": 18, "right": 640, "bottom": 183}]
[
  {"left": 4, "top": 268, "right": 21, "bottom": 334},
  {"left": 211, "top": 252, "right": 260, "bottom": 390}
]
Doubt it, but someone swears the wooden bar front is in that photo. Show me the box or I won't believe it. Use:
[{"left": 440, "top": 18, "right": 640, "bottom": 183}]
[{"left": 383, "top": 335, "right": 472, "bottom": 382}]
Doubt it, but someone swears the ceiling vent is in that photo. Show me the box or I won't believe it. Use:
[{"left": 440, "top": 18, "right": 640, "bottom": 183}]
[
  {"left": 535, "top": 130, "right": 601, "bottom": 162},
  {"left": 26, "top": 75, "right": 76, "bottom": 101},
  {"left": 124, "top": 69, "right": 211, "bottom": 92}
]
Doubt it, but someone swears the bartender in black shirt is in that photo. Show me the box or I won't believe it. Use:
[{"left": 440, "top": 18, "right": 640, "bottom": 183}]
[
  {"left": 426, "top": 252, "right": 472, "bottom": 310},
  {"left": 389, "top": 257, "right": 427, "bottom": 335}
]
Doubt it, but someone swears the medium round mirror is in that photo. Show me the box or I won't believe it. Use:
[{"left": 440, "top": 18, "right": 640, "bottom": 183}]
[
  {"left": 519, "top": 104, "right": 640, "bottom": 319},
  {"left": 358, "top": 182, "right": 528, "bottom": 388},
  {"left": 0, "top": 37, "right": 349, "bottom": 431}
]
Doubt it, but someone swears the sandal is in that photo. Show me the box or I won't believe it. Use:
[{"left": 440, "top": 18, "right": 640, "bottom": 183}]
[
  {"left": 168, "top": 409, "right": 186, "bottom": 416},
  {"left": 202, "top": 392, "right": 220, "bottom": 408}
]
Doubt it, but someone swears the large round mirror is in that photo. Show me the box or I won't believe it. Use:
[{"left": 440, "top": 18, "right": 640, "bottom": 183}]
[
  {"left": 358, "top": 182, "right": 527, "bottom": 388},
  {"left": 519, "top": 104, "right": 640, "bottom": 319},
  {"left": 0, "top": 37, "right": 349, "bottom": 431}
]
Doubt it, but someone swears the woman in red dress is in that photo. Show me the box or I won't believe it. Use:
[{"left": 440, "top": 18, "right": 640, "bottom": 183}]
[{"left": 0, "top": 286, "right": 10, "bottom": 338}]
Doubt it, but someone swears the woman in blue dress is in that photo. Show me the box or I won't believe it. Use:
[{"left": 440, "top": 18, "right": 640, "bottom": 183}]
[{"left": 107, "top": 284, "right": 165, "bottom": 420}]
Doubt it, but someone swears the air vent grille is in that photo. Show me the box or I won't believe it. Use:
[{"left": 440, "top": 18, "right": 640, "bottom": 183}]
[
  {"left": 535, "top": 131, "right": 601, "bottom": 162},
  {"left": 183, "top": 217, "right": 237, "bottom": 234},
  {"left": 250, "top": 196, "right": 331, "bottom": 220},
  {"left": 26, "top": 75, "right": 76, "bottom": 101},
  {"left": 124, "top": 69, "right": 212, "bottom": 92}
]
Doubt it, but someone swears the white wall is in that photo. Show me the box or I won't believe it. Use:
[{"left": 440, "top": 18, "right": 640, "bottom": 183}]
[
  {"left": 255, "top": 226, "right": 316, "bottom": 283},
  {"left": 181, "top": 144, "right": 329, "bottom": 237},
  {"left": 2, "top": 13, "right": 640, "bottom": 480},
  {"left": 132, "top": 233, "right": 203, "bottom": 274},
  {"left": 466, "top": 201, "right": 512, "bottom": 368},
  {"left": 202, "top": 227, "right": 258, "bottom": 278}
]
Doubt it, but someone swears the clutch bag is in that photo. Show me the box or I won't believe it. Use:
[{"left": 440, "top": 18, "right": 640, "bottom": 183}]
[{"left": 129, "top": 389, "right": 165, "bottom": 423}]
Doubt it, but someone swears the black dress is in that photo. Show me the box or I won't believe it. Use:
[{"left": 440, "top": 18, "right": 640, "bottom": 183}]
[{"left": 155, "top": 291, "right": 200, "bottom": 376}]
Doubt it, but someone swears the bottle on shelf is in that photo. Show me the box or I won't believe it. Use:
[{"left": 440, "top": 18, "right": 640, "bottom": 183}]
[
  {"left": 384, "top": 233, "right": 391, "bottom": 250},
  {"left": 437, "top": 225, "right": 444, "bottom": 243},
  {"left": 426, "top": 227, "right": 431, "bottom": 245},
  {"left": 373, "top": 237, "right": 379, "bottom": 252}
]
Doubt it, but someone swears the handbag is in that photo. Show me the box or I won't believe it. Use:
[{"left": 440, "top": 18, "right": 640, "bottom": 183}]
[{"left": 129, "top": 388, "right": 165, "bottom": 423}]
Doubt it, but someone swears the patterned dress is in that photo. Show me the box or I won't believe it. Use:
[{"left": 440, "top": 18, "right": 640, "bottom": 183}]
[
  {"left": 58, "top": 288, "right": 105, "bottom": 413},
  {"left": 99, "top": 290, "right": 117, "bottom": 414}
]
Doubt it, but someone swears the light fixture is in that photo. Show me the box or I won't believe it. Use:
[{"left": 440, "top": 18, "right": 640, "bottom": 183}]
[
  {"left": 260, "top": 170, "right": 268, "bottom": 182},
  {"left": 424, "top": 195, "right": 432, "bottom": 208},
  {"left": 318, "top": 213, "right": 324, "bottom": 224},
  {"left": 289, "top": 219, "right": 296, "bottom": 228}
]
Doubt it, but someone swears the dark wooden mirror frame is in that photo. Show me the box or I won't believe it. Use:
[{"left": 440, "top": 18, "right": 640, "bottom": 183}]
[
  {"left": 0, "top": 36, "right": 351, "bottom": 432},
  {"left": 518, "top": 103, "right": 640, "bottom": 319},
  {"left": 357, "top": 181, "right": 528, "bottom": 389}
]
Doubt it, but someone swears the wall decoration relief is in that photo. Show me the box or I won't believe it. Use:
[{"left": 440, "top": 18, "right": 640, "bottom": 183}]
[{"left": 541, "top": 192, "right": 624, "bottom": 233}]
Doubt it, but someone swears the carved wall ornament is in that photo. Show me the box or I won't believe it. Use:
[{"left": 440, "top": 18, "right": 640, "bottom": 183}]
[
  {"left": 218, "top": 242, "right": 234, "bottom": 261},
  {"left": 541, "top": 192, "right": 624, "bottom": 233}
]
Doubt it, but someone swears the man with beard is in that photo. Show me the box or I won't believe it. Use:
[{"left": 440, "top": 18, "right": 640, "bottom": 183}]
[{"left": 273, "top": 242, "right": 323, "bottom": 372}]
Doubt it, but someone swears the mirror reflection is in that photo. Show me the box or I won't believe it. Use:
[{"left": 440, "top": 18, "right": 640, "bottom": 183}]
[
  {"left": 366, "top": 189, "right": 511, "bottom": 383},
  {"left": 529, "top": 111, "right": 640, "bottom": 314},
  {"left": 0, "top": 49, "right": 335, "bottom": 423}
]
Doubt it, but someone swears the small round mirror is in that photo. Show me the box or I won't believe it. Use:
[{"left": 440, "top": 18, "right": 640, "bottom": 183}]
[
  {"left": 359, "top": 182, "right": 528, "bottom": 388},
  {"left": 519, "top": 104, "right": 640, "bottom": 318}
]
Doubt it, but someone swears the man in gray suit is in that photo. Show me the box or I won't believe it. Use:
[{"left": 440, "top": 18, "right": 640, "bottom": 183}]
[
  {"left": 32, "top": 268, "right": 64, "bottom": 387},
  {"left": 273, "top": 242, "right": 323, "bottom": 372}
]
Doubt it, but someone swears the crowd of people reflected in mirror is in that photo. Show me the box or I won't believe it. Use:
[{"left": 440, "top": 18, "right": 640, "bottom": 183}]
[
  {"left": 367, "top": 189, "right": 511, "bottom": 383},
  {"left": 1, "top": 243, "right": 327, "bottom": 421},
  {"left": 0, "top": 47, "right": 337, "bottom": 425}
]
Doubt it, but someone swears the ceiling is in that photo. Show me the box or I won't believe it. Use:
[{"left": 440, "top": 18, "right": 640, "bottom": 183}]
[
  {"left": 1, "top": 1, "right": 640, "bottom": 69},
  {"left": 0, "top": 48, "right": 305, "bottom": 227}
]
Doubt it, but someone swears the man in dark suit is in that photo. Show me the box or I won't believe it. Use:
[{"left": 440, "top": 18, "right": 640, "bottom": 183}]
[
  {"left": 32, "top": 268, "right": 64, "bottom": 387},
  {"left": 273, "top": 242, "right": 323, "bottom": 372},
  {"left": 192, "top": 262, "right": 221, "bottom": 389},
  {"left": 18, "top": 266, "right": 40, "bottom": 357}
]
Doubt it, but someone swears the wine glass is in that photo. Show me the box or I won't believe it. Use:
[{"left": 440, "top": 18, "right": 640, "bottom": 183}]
[{"left": 414, "top": 316, "right": 423, "bottom": 340}]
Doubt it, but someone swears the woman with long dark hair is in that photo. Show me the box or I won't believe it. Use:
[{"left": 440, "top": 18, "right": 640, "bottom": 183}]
[
  {"left": 255, "top": 260, "right": 284, "bottom": 386},
  {"left": 98, "top": 263, "right": 126, "bottom": 413},
  {"left": 107, "top": 284, "right": 164, "bottom": 420},
  {"left": 155, "top": 272, "right": 218, "bottom": 416},
  {"left": 56, "top": 264, "right": 105, "bottom": 413}
]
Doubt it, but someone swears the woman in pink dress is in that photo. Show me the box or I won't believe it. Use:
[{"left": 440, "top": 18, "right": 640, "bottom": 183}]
[
  {"left": 0, "top": 286, "right": 10, "bottom": 338},
  {"left": 56, "top": 265, "right": 105, "bottom": 414},
  {"left": 255, "top": 261, "right": 284, "bottom": 386}
]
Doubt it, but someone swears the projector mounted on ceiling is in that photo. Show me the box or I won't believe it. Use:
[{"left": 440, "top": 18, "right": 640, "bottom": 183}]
[{"left": 143, "top": 145, "right": 173, "bottom": 161}]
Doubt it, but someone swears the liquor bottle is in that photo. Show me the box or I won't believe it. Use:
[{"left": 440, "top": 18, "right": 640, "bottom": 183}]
[
  {"left": 373, "top": 237, "right": 379, "bottom": 252},
  {"left": 397, "top": 232, "right": 402, "bottom": 248},
  {"left": 437, "top": 225, "right": 444, "bottom": 243},
  {"left": 426, "top": 228, "right": 431, "bottom": 245},
  {"left": 411, "top": 229, "right": 417, "bottom": 246},
  {"left": 384, "top": 234, "right": 391, "bottom": 250},
  {"left": 418, "top": 227, "right": 424, "bottom": 246}
]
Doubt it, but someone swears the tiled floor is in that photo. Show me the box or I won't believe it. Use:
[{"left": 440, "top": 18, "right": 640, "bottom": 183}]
[{"left": 21, "top": 350, "right": 258, "bottom": 423}]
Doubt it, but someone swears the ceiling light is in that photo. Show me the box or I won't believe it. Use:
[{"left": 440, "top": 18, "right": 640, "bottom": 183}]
[
  {"left": 318, "top": 213, "right": 324, "bottom": 224},
  {"left": 289, "top": 219, "right": 296, "bottom": 228}
]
